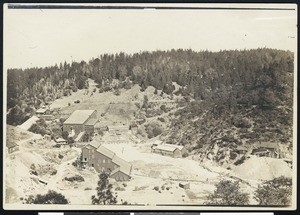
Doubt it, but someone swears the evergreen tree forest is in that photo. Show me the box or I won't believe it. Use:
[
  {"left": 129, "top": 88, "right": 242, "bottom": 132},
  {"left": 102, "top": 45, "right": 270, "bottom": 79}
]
[{"left": 7, "top": 48, "right": 294, "bottom": 146}]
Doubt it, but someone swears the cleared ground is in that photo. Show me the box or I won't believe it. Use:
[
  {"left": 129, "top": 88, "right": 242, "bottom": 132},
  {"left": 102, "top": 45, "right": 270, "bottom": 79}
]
[{"left": 5, "top": 80, "right": 293, "bottom": 206}]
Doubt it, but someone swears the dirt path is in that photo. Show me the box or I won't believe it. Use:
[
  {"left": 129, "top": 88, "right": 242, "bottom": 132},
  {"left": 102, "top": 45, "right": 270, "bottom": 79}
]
[{"left": 46, "top": 157, "right": 77, "bottom": 190}]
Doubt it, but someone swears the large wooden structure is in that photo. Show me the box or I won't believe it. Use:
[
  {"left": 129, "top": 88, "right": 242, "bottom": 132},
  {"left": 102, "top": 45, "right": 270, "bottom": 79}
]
[{"left": 82, "top": 142, "right": 132, "bottom": 181}]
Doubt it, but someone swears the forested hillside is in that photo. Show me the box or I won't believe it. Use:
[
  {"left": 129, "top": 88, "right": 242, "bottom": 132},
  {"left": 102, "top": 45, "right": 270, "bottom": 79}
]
[{"left": 7, "top": 48, "right": 294, "bottom": 155}]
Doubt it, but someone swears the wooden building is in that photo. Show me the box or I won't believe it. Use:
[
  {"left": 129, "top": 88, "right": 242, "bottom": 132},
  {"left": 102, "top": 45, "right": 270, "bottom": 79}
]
[
  {"left": 6, "top": 139, "right": 19, "bottom": 154},
  {"left": 164, "top": 143, "right": 188, "bottom": 156},
  {"left": 235, "top": 145, "right": 248, "bottom": 154},
  {"left": 63, "top": 110, "right": 97, "bottom": 138},
  {"left": 152, "top": 144, "right": 182, "bottom": 158},
  {"left": 252, "top": 142, "right": 281, "bottom": 158},
  {"left": 55, "top": 137, "right": 68, "bottom": 147},
  {"left": 152, "top": 142, "right": 187, "bottom": 158},
  {"left": 179, "top": 182, "right": 190, "bottom": 189},
  {"left": 81, "top": 142, "right": 132, "bottom": 181}
]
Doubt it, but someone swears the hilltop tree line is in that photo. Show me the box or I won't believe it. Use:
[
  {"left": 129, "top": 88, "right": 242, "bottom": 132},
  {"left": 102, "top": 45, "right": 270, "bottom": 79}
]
[{"left": 7, "top": 48, "right": 293, "bottom": 125}]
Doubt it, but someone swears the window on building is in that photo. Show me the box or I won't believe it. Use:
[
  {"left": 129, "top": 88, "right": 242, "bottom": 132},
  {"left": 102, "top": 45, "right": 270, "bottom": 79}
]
[
  {"left": 84, "top": 158, "right": 87, "bottom": 161},
  {"left": 92, "top": 164, "right": 94, "bottom": 167}
]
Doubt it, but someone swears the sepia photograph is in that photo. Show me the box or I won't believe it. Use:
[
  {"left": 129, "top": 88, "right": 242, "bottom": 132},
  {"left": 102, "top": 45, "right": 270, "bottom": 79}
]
[{"left": 3, "top": 3, "right": 297, "bottom": 211}]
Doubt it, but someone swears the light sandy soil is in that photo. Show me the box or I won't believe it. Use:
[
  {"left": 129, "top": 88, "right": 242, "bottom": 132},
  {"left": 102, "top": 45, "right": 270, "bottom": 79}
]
[
  {"left": 5, "top": 126, "right": 293, "bottom": 206},
  {"left": 102, "top": 141, "right": 237, "bottom": 205},
  {"left": 5, "top": 81, "right": 293, "bottom": 206}
]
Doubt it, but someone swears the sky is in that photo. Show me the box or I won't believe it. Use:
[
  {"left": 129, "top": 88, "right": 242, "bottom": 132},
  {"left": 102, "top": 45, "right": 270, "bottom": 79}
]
[{"left": 4, "top": 4, "right": 297, "bottom": 69}]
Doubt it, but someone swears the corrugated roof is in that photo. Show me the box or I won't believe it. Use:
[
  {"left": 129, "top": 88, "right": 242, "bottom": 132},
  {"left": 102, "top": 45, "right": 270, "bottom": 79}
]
[
  {"left": 164, "top": 143, "right": 185, "bottom": 150},
  {"left": 88, "top": 141, "right": 101, "bottom": 149},
  {"left": 259, "top": 142, "right": 279, "bottom": 149},
  {"left": 36, "top": 108, "right": 47, "bottom": 114},
  {"left": 96, "top": 145, "right": 115, "bottom": 159},
  {"left": 236, "top": 145, "right": 248, "bottom": 151},
  {"left": 111, "top": 155, "right": 132, "bottom": 176},
  {"left": 55, "top": 138, "right": 67, "bottom": 143},
  {"left": 64, "top": 110, "right": 96, "bottom": 125},
  {"left": 18, "top": 116, "right": 39, "bottom": 131},
  {"left": 85, "top": 118, "right": 98, "bottom": 126},
  {"left": 6, "top": 139, "right": 18, "bottom": 148},
  {"left": 153, "top": 144, "right": 178, "bottom": 152}
]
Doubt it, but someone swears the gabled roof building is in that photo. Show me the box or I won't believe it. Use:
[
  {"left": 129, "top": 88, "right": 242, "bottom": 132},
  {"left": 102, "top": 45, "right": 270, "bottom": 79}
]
[
  {"left": 63, "top": 110, "right": 97, "bottom": 140},
  {"left": 82, "top": 142, "right": 132, "bottom": 181}
]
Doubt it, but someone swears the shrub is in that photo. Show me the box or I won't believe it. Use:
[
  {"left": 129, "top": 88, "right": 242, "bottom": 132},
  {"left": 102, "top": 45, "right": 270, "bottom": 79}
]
[
  {"left": 254, "top": 176, "right": 292, "bottom": 206},
  {"left": 145, "top": 123, "right": 163, "bottom": 139},
  {"left": 25, "top": 190, "right": 69, "bottom": 204},
  {"left": 230, "top": 151, "right": 238, "bottom": 160},
  {"left": 234, "top": 118, "right": 252, "bottom": 128},
  {"left": 30, "top": 164, "right": 38, "bottom": 176},
  {"left": 158, "top": 117, "right": 165, "bottom": 122},
  {"left": 160, "top": 105, "right": 167, "bottom": 112},
  {"left": 115, "top": 187, "right": 125, "bottom": 191},
  {"left": 206, "top": 180, "right": 249, "bottom": 205},
  {"left": 153, "top": 186, "right": 159, "bottom": 191},
  {"left": 58, "top": 154, "right": 64, "bottom": 159},
  {"left": 50, "top": 169, "right": 57, "bottom": 176},
  {"left": 234, "top": 156, "right": 246, "bottom": 166},
  {"left": 64, "top": 175, "right": 84, "bottom": 182},
  {"left": 182, "top": 152, "right": 189, "bottom": 158}
]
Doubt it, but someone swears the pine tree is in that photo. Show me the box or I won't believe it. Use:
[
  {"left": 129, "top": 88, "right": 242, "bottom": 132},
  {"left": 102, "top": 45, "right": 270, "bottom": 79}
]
[{"left": 91, "top": 172, "right": 117, "bottom": 205}]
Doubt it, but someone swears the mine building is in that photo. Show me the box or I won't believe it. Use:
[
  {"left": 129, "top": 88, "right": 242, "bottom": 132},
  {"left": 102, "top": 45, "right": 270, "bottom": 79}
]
[
  {"left": 151, "top": 142, "right": 187, "bottom": 158},
  {"left": 152, "top": 144, "right": 182, "bottom": 158},
  {"left": 81, "top": 141, "right": 132, "bottom": 181},
  {"left": 63, "top": 110, "right": 97, "bottom": 140},
  {"left": 252, "top": 142, "right": 281, "bottom": 158}
]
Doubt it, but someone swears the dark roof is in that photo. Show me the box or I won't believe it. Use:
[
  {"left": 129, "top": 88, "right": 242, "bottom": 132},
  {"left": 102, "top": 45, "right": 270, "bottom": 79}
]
[
  {"left": 236, "top": 145, "right": 248, "bottom": 151},
  {"left": 85, "top": 118, "right": 98, "bottom": 126},
  {"left": 153, "top": 144, "right": 179, "bottom": 152},
  {"left": 259, "top": 142, "right": 280, "bottom": 149},
  {"left": 6, "top": 139, "right": 18, "bottom": 148}
]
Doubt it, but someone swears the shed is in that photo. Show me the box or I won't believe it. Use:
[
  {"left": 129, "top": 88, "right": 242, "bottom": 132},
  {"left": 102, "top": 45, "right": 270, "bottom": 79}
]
[
  {"left": 235, "top": 145, "right": 248, "bottom": 154},
  {"left": 36, "top": 108, "right": 48, "bottom": 115},
  {"left": 164, "top": 143, "right": 187, "bottom": 156},
  {"left": 179, "top": 182, "right": 190, "bottom": 189},
  {"left": 6, "top": 139, "right": 19, "bottom": 154},
  {"left": 110, "top": 166, "right": 132, "bottom": 181},
  {"left": 252, "top": 142, "right": 281, "bottom": 158},
  {"left": 55, "top": 138, "right": 67, "bottom": 145},
  {"left": 152, "top": 144, "right": 181, "bottom": 158}
]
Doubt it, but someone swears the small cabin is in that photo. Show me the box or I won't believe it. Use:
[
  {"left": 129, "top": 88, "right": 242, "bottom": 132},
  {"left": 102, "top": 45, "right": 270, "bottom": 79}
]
[
  {"left": 179, "top": 182, "right": 190, "bottom": 189},
  {"left": 252, "top": 142, "right": 281, "bottom": 158},
  {"left": 235, "top": 145, "right": 248, "bottom": 154}
]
